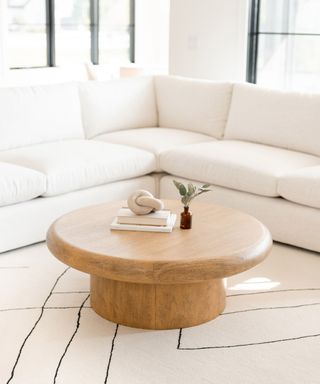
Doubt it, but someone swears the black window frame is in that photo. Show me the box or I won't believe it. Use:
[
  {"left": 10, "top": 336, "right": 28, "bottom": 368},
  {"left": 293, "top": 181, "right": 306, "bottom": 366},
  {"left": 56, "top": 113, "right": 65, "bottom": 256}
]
[
  {"left": 9, "top": 0, "right": 135, "bottom": 69},
  {"left": 46, "top": 0, "right": 55, "bottom": 66},
  {"left": 246, "top": 0, "right": 260, "bottom": 83}
]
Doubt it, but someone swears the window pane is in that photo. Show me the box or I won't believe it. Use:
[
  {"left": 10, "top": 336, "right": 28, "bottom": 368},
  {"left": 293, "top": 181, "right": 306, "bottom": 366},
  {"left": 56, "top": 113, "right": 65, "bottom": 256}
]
[
  {"left": 260, "top": 0, "right": 320, "bottom": 34},
  {"left": 257, "top": 34, "right": 320, "bottom": 92},
  {"left": 8, "top": 0, "right": 47, "bottom": 68},
  {"left": 55, "top": 0, "right": 90, "bottom": 65},
  {"left": 99, "top": 0, "right": 131, "bottom": 64},
  {"left": 255, "top": 0, "right": 320, "bottom": 92}
]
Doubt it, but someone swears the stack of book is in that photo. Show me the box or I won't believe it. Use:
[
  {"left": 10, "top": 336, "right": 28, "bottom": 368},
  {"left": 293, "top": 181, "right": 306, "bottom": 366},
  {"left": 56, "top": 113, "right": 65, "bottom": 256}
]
[{"left": 110, "top": 208, "right": 176, "bottom": 232}]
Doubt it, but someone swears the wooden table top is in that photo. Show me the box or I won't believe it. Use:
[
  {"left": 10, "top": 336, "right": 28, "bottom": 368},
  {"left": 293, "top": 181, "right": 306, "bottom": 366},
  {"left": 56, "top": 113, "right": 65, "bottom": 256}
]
[{"left": 47, "top": 200, "right": 272, "bottom": 284}]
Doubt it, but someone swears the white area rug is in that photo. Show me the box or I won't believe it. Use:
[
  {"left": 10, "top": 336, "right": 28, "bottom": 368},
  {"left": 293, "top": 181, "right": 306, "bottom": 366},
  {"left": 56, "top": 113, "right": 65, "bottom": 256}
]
[{"left": 0, "top": 243, "right": 320, "bottom": 384}]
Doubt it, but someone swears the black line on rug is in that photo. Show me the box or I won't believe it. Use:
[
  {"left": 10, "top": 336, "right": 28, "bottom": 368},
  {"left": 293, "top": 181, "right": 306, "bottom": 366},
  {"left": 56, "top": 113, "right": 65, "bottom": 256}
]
[
  {"left": 178, "top": 332, "right": 320, "bottom": 350},
  {"left": 227, "top": 288, "right": 320, "bottom": 297},
  {"left": 5, "top": 302, "right": 319, "bottom": 316},
  {"left": 0, "top": 306, "right": 42, "bottom": 312},
  {"left": 177, "top": 328, "right": 182, "bottom": 349},
  {"left": 6, "top": 267, "right": 70, "bottom": 384},
  {"left": 177, "top": 295, "right": 320, "bottom": 351},
  {"left": 222, "top": 301, "right": 320, "bottom": 315},
  {"left": 53, "top": 294, "right": 90, "bottom": 383},
  {"left": 0, "top": 305, "right": 92, "bottom": 313},
  {"left": 104, "top": 324, "right": 119, "bottom": 384}
]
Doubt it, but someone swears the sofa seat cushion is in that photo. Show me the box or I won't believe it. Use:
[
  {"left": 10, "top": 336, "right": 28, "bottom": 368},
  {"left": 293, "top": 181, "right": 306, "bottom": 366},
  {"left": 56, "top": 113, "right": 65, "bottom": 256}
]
[
  {"left": 160, "top": 140, "right": 320, "bottom": 197},
  {"left": 0, "top": 162, "right": 46, "bottom": 207},
  {"left": 95, "top": 127, "right": 215, "bottom": 171},
  {"left": 155, "top": 76, "right": 233, "bottom": 138},
  {"left": 79, "top": 77, "right": 158, "bottom": 138},
  {"left": 0, "top": 140, "right": 156, "bottom": 196},
  {"left": 225, "top": 83, "right": 320, "bottom": 157},
  {"left": 278, "top": 166, "right": 320, "bottom": 208}
]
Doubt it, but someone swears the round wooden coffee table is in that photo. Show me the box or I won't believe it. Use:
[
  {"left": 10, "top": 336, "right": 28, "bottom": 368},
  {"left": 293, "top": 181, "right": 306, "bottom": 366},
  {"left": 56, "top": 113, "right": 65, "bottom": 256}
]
[{"left": 47, "top": 200, "right": 272, "bottom": 330}]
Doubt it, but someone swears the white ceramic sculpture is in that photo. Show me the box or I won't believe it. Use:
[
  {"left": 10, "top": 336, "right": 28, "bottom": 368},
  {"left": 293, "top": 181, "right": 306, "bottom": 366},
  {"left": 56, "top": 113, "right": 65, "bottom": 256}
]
[{"left": 127, "top": 190, "right": 164, "bottom": 215}]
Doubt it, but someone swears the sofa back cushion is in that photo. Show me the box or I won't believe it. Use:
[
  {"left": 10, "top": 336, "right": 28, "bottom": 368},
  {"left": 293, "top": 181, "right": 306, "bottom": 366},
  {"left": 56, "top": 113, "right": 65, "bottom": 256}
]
[
  {"left": 225, "top": 83, "right": 320, "bottom": 157},
  {"left": 0, "top": 83, "right": 84, "bottom": 151},
  {"left": 155, "top": 76, "right": 233, "bottom": 138},
  {"left": 79, "top": 77, "right": 158, "bottom": 138}
]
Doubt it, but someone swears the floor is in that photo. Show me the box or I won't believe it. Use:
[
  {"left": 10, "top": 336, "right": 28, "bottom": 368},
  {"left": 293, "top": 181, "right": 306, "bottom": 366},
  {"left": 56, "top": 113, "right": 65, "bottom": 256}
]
[{"left": 0, "top": 242, "right": 320, "bottom": 384}]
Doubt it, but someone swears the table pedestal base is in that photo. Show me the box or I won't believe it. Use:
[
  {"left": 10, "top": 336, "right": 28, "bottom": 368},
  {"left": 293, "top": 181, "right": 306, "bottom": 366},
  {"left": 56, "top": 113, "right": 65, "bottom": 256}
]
[{"left": 90, "top": 275, "right": 226, "bottom": 330}]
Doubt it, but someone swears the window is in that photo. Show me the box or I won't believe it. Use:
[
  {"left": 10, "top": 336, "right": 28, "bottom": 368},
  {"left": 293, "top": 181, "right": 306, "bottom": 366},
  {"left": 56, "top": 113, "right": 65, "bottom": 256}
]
[
  {"left": 7, "top": 0, "right": 134, "bottom": 68},
  {"left": 55, "top": 0, "right": 91, "bottom": 65},
  {"left": 8, "top": 0, "right": 47, "bottom": 68},
  {"left": 247, "top": 0, "right": 320, "bottom": 92},
  {"left": 99, "top": 0, "right": 133, "bottom": 64}
]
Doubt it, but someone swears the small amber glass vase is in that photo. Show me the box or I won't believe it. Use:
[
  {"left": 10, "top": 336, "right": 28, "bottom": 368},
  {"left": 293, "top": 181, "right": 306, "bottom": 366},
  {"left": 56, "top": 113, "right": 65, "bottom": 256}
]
[{"left": 180, "top": 206, "right": 192, "bottom": 229}]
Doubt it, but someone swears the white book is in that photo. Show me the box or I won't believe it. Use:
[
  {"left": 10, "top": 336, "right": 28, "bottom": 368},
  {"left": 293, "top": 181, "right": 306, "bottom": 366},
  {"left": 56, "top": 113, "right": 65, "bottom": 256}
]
[
  {"left": 110, "top": 214, "right": 177, "bottom": 233},
  {"left": 117, "top": 208, "right": 171, "bottom": 226}
]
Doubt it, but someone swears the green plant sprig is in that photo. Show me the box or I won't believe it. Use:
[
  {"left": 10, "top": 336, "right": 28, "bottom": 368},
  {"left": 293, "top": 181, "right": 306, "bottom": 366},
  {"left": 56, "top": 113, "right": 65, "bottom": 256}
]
[{"left": 173, "top": 180, "right": 211, "bottom": 207}]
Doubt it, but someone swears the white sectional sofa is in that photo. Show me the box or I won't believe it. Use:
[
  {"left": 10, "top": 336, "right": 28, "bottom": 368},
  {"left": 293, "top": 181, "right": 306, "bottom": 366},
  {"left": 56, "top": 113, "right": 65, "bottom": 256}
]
[{"left": 1, "top": 75, "right": 320, "bottom": 253}]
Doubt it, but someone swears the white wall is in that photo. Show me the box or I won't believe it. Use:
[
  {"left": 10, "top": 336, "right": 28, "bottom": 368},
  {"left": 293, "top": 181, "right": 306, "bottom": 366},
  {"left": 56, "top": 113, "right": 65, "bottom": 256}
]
[
  {"left": 135, "top": 0, "right": 170, "bottom": 71},
  {"left": 0, "top": 0, "right": 8, "bottom": 81},
  {"left": 169, "top": 0, "right": 249, "bottom": 81}
]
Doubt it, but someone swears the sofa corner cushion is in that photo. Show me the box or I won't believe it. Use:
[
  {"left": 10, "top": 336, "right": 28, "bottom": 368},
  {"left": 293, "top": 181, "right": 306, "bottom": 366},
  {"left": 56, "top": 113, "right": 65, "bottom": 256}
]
[
  {"left": 96, "top": 125, "right": 214, "bottom": 151},
  {"left": 155, "top": 76, "right": 233, "bottom": 138},
  {"left": 0, "top": 140, "right": 156, "bottom": 196},
  {"left": 278, "top": 165, "right": 320, "bottom": 209},
  {"left": 95, "top": 127, "right": 215, "bottom": 172},
  {"left": 0, "top": 83, "right": 84, "bottom": 151},
  {"left": 0, "top": 162, "right": 46, "bottom": 207},
  {"left": 79, "top": 76, "right": 158, "bottom": 138},
  {"left": 224, "top": 82, "right": 320, "bottom": 157},
  {"left": 159, "top": 140, "right": 320, "bottom": 197}
]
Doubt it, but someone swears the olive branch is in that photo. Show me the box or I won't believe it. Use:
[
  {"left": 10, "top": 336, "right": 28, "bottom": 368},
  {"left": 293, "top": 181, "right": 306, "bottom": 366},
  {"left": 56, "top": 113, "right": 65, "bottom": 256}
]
[{"left": 173, "top": 180, "right": 211, "bottom": 207}]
